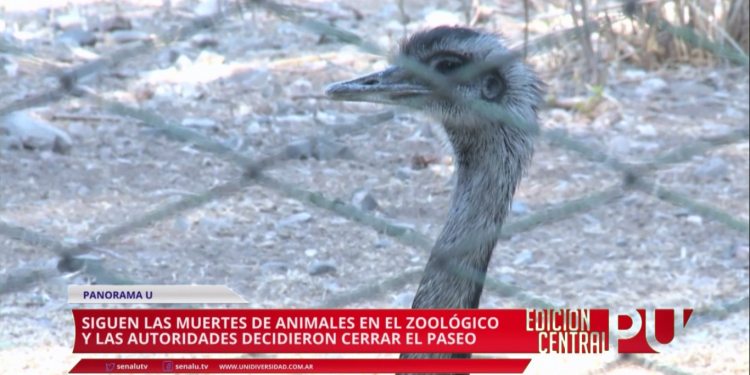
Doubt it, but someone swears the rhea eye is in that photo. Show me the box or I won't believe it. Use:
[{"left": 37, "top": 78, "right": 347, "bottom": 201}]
[
  {"left": 482, "top": 75, "right": 505, "bottom": 100},
  {"left": 432, "top": 58, "right": 463, "bottom": 74}
]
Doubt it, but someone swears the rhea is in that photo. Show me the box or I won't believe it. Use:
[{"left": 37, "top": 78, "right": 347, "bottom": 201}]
[{"left": 325, "top": 26, "right": 544, "bottom": 373}]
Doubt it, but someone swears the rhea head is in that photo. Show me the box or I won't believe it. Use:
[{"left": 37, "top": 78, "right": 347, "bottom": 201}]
[{"left": 325, "top": 26, "right": 544, "bottom": 137}]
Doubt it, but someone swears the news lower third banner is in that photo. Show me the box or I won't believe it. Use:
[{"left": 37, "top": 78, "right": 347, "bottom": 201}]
[
  {"left": 68, "top": 285, "right": 694, "bottom": 374},
  {"left": 69, "top": 359, "right": 531, "bottom": 374},
  {"left": 72, "top": 308, "right": 611, "bottom": 354}
]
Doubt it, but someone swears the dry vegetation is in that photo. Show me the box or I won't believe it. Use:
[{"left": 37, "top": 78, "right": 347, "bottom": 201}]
[{"left": 0, "top": 0, "right": 748, "bottom": 374}]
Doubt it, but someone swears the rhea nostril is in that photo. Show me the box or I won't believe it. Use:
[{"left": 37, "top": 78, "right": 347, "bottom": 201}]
[{"left": 362, "top": 79, "right": 379, "bottom": 86}]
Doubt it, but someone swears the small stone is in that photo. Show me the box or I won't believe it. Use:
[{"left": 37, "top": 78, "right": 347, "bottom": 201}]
[
  {"left": 686, "top": 215, "right": 703, "bottom": 225},
  {"left": 395, "top": 167, "right": 412, "bottom": 181},
  {"left": 283, "top": 137, "right": 355, "bottom": 161},
  {"left": 109, "top": 30, "right": 151, "bottom": 44},
  {"left": 25, "top": 294, "right": 48, "bottom": 307},
  {"left": 99, "top": 147, "right": 113, "bottom": 160},
  {"left": 411, "top": 154, "right": 438, "bottom": 170},
  {"left": 315, "top": 137, "right": 355, "bottom": 160},
  {"left": 191, "top": 34, "right": 219, "bottom": 48},
  {"left": 691, "top": 277, "right": 717, "bottom": 289},
  {"left": 39, "top": 150, "right": 54, "bottom": 161},
  {"left": 511, "top": 200, "right": 530, "bottom": 214},
  {"left": 351, "top": 188, "right": 378, "bottom": 211},
  {"left": 498, "top": 274, "right": 515, "bottom": 284},
  {"left": 513, "top": 250, "right": 533, "bottom": 266},
  {"left": 2, "top": 56, "right": 19, "bottom": 78},
  {"left": 157, "top": 49, "right": 181, "bottom": 68},
  {"left": 694, "top": 157, "right": 728, "bottom": 179},
  {"left": 724, "top": 107, "right": 745, "bottom": 120},
  {"left": 380, "top": 4, "right": 400, "bottom": 19},
  {"left": 636, "top": 124, "right": 657, "bottom": 136},
  {"left": 616, "top": 239, "right": 628, "bottom": 247},
  {"left": 548, "top": 109, "right": 572, "bottom": 123},
  {"left": 174, "top": 54, "right": 193, "bottom": 70},
  {"left": 592, "top": 111, "right": 623, "bottom": 128},
  {"left": 235, "top": 69, "right": 271, "bottom": 87},
  {"left": 391, "top": 222, "right": 416, "bottom": 231},
  {"left": 194, "top": 0, "right": 220, "bottom": 17},
  {"left": 729, "top": 242, "right": 749, "bottom": 264},
  {"left": 623, "top": 70, "right": 647, "bottom": 80},
  {"left": 35, "top": 318, "right": 55, "bottom": 329},
  {"left": 182, "top": 117, "right": 219, "bottom": 131},
  {"left": 421, "top": 123, "right": 434, "bottom": 138},
  {"left": 375, "top": 237, "right": 391, "bottom": 248},
  {"left": 308, "top": 260, "right": 337, "bottom": 276},
  {"left": 582, "top": 214, "right": 600, "bottom": 225},
  {"left": 325, "top": 281, "right": 340, "bottom": 292},
  {"left": 1, "top": 112, "right": 72, "bottom": 153},
  {"left": 77, "top": 185, "right": 90, "bottom": 196},
  {"left": 173, "top": 216, "right": 190, "bottom": 232},
  {"left": 608, "top": 135, "right": 631, "bottom": 155},
  {"left": 245, "top": 122, "right": 267, "bottom": 135},
  {"left": 423, "top": 10, "right": 461, "bottom": 27},
  {"left": 285, "top": 78, "right": 313, "bottom": 97},
  {"left": 304, "top": 249, "right": 318, "bottom": 257},
  {"left": 58, "top": 28, "right": 96, "bottom": 47},
  {"left": 701, "top": 120, "right": 732, "bottom": 134},
  {"left": 222, "top": 137, "right": 244, "bottom": 151},
  {"left": 261, "top": 261, "right": 289, "bottom": 274},
  {"left": 284, "top": 139, "right": 314, "bottom": 159},
  {"left": 95, "top": 16, "right": 132, "bottom": 32},
  {"left": 67, "top": 122, "right": 93, "bottom": 139},
  {"left": 199, "top": 216, "right": 232, "bottom": 234},
  {"left": 277, "top": 212, "right": 312, "bottom": 227},
  {"left": 53, "top": 14, "right": 83, "bottom": 30},
  {"left": 178, "top": 83, "right": 202, "bottom": 99},
  {"left": 635, "top": 77, "right": 667, "bottom": 96},
  {"left": 0, "top": 135, "right": 22, "bottom": 150},
  {"left": 392, "top": 292, "right": 415, "bottom": 308},
  {"left": 195, "top": 50, "right": 224, "bottom": 65}
]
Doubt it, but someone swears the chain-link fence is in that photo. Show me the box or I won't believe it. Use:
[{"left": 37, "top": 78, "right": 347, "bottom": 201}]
[{"left": 1, "top": 0, "right": 748, "bottom": 374}]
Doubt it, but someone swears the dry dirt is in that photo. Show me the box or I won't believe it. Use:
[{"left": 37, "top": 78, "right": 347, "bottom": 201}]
[{"left": 0, "top": 0, "right": 748, "bottom": 374}]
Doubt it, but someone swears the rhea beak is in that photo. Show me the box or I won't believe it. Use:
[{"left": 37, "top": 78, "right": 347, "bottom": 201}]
[{"left": 325, "top": 66, "right": 432, "bottom": 105}]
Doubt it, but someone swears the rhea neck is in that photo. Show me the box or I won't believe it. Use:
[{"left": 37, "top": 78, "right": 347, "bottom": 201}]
[
  {"left": 398, "top": 118, "right": 531, "bottom": 373},
  {"left": 410, "top": 117, "right": 532, "bottom": 312}
]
